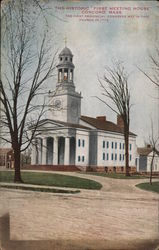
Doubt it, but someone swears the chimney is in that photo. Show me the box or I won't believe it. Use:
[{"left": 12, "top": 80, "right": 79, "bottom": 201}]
[
  {"left": 117, "top": 115, "right": 124, "bottom": 128},
  {"left": 96, "top": 116, "right": 106, "bottom": 122}
]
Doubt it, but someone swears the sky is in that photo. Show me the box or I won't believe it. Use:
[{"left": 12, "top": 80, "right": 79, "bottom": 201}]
[
  {"left": 1, "top": 0, "right": 159, "bottom": 147},
  {"left": 43, "top": 0, "right": 159, "bottom": 146}
]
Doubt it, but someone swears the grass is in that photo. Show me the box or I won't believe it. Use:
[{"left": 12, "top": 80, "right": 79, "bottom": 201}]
[
  {"left": 0, "top": 184, "right": 80, "bottom": 194},
  {"left": 0, "top": 171, "right": 102, "bottom": 190},
  {"left": 136, "top": 182, "right": 159, "bottom": 193},
  {"left": 80, "top": 172, "right": 148, "bottom": 179}
]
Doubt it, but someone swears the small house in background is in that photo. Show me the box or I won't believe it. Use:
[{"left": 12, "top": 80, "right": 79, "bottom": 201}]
[
  {"left": 146, "top": 151, "right": 159, "bottom": 172},
  {"left": 7, "top": 149, "right": 14, "bottom": 169},
  {"left": 0, "top": 148, "right": 10, "bottom": 167},
  {"left": 0, "top": 148, "right": 14, "bottom": 168},
  {"left": 136, "top": 145, "right": 159, "bottom": 173}
]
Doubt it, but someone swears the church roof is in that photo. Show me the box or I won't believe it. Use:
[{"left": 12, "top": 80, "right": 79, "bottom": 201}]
[
  {"left": 80, "top": 116, "right": 136, "bottom": 136},
  {"left": 59, "top": 47, "right": 73, "bottom": 56}
]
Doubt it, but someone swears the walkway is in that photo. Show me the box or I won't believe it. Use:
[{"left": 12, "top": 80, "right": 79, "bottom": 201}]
[{"left": 0, "top": 171, "right": 159, "bottom": 249}]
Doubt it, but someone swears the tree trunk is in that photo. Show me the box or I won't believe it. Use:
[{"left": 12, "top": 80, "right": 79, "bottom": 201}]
[
  {"left": 124, "top": 127, "right": 130, "bottom": 177},
  {"left": 13, "top": 147, "right": 23, "bottom": 183}
]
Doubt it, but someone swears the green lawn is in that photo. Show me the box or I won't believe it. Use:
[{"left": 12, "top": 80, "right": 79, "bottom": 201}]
[
  {"left": 0, "top": 171, "right": 102, "bottom": 190},
  {"left": 80, "top": 172, "right": 147, "bottom": 179},
  {"left": 136, "top": 182, "right": 159, "bottom": 193}
]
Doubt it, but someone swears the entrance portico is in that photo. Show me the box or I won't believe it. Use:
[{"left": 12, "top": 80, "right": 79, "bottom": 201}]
[{"left": 32, "top": 136, "right": 75, "bottom": 166}]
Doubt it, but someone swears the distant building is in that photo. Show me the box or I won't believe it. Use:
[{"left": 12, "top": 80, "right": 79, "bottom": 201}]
[
  {"left": 0, "top": 148, "right": 14, "bottom": 168},
  {"left": 137, "top": 146, "right": 159, "bottom": 172},
  {"left": 31, "top": 46, "right": 137, "bottom": 172}
]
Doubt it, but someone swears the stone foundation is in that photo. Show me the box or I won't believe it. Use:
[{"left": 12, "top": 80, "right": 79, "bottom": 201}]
[
  {"left": 22, "top": 165, "right": 81, "bottom": 172},
  {"left": 22, "top": 165, "right": 137, "bottom": 173}
]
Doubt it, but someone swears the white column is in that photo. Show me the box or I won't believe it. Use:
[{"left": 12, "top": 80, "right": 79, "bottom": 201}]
[
  {"left": 68, "top": 68, "right": 70, "bottom": 81},
  {"left": 38, "top": 138, "right": 42, "bottom": 164},
  {"left": 62, "top": 68, "right": 64, "bottom": 81},
  {"left": 87, "top": 137, "right": 90, "bottom": 165},
  {"left": 31, "top": 142, "right": 36, "bottom": 165},
  {"left": 42, "top": 138, "right": 47, "bottom": 165},
  {"left": 53, "top": 137, "right": 58, "bottom": 165},
  {"left": 64, "top": 137, "right": 70, "bottom": 165}
]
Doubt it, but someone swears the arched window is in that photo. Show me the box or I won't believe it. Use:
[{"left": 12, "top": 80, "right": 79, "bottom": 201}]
[
  {"left": 64, "top": 68, "right": 68, "bottom": 80},
  {"left": 70, "top": 69, "right": 73, "bottom": 81}
]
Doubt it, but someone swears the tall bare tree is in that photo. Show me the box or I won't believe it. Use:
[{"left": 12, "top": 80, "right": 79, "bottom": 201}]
[
  {"left": 97, "top": 61, "right": 131, "bottom": 176},
  {"left": 139, "top": 46, "right": 159, "bottom": 88},
  {"left": 148, "top": 121, "right": 159, "bottom": 184},
  {"left": 0, "top": 0, "right": 56, "bottom": 182},
  {"left": 139, "top": 46, "right": 159, "bottom": 157}
]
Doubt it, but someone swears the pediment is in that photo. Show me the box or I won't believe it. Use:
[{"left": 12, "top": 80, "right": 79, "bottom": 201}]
[{"left": 37, "top": 119, "right": 65, "bottom": 130}]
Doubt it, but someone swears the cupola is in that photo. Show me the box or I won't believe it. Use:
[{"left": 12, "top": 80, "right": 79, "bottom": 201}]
[{"left": 57, "top": 47, "right": 75, "bottom": 84}]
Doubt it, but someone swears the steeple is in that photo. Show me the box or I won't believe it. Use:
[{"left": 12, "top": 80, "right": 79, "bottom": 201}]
[{"left": 48, "top": 46, "right": 82, "bottom": 124}]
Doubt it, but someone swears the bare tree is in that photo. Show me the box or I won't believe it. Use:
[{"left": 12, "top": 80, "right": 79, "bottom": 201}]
[
  {"left": 148, "top": 121, "right": 159, "bottom": 184},
  {"left": 97, "top": 61, "right": 131, "bottom": 176},
  {"left": 138, "top": 46, "right": 159, "bottom": 157},
  {"left": 139, "top": 46, "right": 159, "bottom": 88},
  {"left": 0, "top": 0, "right": 56, "bottom": 182}
]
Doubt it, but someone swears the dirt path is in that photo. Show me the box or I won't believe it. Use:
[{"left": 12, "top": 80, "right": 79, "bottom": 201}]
[{"left": 0, "top": 172, "right": 159, "bottom": 249}]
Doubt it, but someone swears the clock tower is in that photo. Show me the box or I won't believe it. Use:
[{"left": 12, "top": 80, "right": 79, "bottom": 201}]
[{"left": 48, "top": 46, "right": 82, "bottom": 124}]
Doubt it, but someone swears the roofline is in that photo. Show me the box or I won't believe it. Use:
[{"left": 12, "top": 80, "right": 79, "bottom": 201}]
[
  {"left": 31, "top": 118, "right": 137, "bottom": 137},
  {"left": 31, "top": 119, "right": 91, "bottom": 131},
  {"left": 80, "top": 116, "right": 137, "bottom": 137}
]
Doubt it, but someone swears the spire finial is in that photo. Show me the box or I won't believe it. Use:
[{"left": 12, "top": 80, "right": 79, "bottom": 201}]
[{"left": 64, "top": 35, "right": 67, "bottom": 47}]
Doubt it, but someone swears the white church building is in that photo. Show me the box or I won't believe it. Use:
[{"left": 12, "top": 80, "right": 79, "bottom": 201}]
[{"left": 31, "top": 46, "right": 137, "bottom": 172}]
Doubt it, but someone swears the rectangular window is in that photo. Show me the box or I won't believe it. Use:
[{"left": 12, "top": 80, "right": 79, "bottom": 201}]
[
  {"left": 123, "top": 154, "right": 124, "bottom": 161},
  {"left": 115, "top": 154, "right": 117, "bottom": 161},
  {"left": 103, "top": 153, "right": 105, "bottom": 160},
  {"left": 107, "top": 153, "right": 109, "bottom": 160},
  {"left": 107, "top": 141, "right": 109, "bottom": 148},
  {"left": 78, "top": 139, "right": 80, "bottom": 147},
  {"left": 112, "top": 142, "right": 114, "bottom": 149},
  {"left": 130, "top": 144, "right": 132, "bottom": 151},
  {"left": 82, "top": 140, "right": 85, "bottom": 147},
  {"left": 82, "top": 156, "right": 85, "bottom": 162},
  {"left": 119, "top": 154, "right": 122, "bottom": 161},
  {"left": 103, "top": 141, "right": 105, "bottom": 148},
  {"left": 115, "top": 142, "right": 117, "bottom": 149},
  {"left": 123, "top": 143, "right": 125, "bottom": 150},
  {"left": 78, "top": 156, "right": 80, "bottom": 162},
  {"left": 130, "top": 155, "right": 132, "bottom": 161},
  {"left": 120, "top": 143, "right": 122, "bottom": 150},
  {"left": 111, "top": 153, "right": 114, "bottom": 161}
]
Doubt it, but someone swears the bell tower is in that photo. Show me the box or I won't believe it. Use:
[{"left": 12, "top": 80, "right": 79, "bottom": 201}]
[
  {"left": 57, "top": 47, "right": 75, "bottom": 90},
  {"left": 48, "top": 46, "right": 82, "bottom": 124}
]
